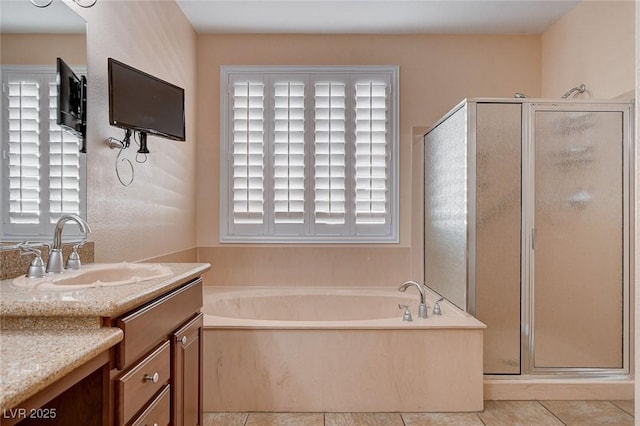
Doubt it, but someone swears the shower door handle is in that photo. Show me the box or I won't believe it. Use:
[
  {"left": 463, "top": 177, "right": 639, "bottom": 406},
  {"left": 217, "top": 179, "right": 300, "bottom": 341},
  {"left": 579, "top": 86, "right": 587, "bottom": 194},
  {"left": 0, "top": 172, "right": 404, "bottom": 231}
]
[{"left": 531, "top": 228, "right": 536, "bottom": 250}]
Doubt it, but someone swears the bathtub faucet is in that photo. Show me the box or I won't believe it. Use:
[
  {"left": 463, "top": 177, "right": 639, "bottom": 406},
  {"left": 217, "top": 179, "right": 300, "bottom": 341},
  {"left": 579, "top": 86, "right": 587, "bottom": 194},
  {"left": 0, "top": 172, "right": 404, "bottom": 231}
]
[{"left": 398, "top": 280, "right": 428, "bottom": 319}]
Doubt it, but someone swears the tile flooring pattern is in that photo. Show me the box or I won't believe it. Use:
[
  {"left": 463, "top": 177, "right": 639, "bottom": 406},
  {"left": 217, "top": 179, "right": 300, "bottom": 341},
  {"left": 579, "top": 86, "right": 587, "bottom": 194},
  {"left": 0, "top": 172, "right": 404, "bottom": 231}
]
[{"left": 204, "top": 400, "right": 634, "bottom": 426}]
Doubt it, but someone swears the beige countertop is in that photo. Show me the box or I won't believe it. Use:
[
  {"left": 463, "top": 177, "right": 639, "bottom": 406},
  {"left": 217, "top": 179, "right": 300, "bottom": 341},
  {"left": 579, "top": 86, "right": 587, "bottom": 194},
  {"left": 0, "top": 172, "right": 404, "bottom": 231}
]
[
  {"left": 0, "top": 327, "right": 123, "bottom": 412},
  {"left": 0, "top": 262, "right": 211, "bottom": 319},
  {"left": 0, "top": 262, "right": 211, "bottom": 412}
]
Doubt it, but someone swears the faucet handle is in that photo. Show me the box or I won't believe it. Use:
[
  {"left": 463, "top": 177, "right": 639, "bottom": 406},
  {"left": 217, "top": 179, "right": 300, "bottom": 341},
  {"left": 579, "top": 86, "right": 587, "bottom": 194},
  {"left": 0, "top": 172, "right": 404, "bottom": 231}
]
[
  {"left": 18, "top": 242, "right": 41, "bottom": 256},
  {"left": 18, "top": 240, "right": 49, "bottom": 252},
  {"left": 74, "top": 239, "right": 86, "bottom": 248},
  {"left": 398, "top": 304, "right": 413, "bottom": 322},
  {"left": 432, "top": 297, "right": 445, "bottom": 316},
  {"left": 18, "top": 241, "right": 49, "bottom": 259},
  {"left": 65, "top": 240, "right": 86, "bottom": 270},
  {"left": 17, "top": 242, "right": 46, "bottom": 278}
]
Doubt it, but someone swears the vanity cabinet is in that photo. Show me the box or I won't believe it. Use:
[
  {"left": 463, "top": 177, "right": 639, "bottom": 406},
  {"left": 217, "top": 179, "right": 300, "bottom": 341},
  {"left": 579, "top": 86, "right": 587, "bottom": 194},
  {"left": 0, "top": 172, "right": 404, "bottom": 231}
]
[
  {"left": 1, "top": 263, "right": 209, "bottom": 426},
  {"left": 111, "top": 278, "right": 203, "bottom": 426}
]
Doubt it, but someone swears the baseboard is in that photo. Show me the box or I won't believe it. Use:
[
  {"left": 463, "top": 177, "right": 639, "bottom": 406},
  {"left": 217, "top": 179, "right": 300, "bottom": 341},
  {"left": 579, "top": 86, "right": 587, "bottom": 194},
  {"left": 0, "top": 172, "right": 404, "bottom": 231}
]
[{"left": 484, "top": 377, "right": 634, "bottom": 400}]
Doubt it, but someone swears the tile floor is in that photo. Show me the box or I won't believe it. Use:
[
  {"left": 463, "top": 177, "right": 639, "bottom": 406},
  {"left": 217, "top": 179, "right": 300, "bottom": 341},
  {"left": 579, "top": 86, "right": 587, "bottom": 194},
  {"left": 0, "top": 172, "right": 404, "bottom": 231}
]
[{"left": 203, "top": 400, "right": 634, "bottom": 425}]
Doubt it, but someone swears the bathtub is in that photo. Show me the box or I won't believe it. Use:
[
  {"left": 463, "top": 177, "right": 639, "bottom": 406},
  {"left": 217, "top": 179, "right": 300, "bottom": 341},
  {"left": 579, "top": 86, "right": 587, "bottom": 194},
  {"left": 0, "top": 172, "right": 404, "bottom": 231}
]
[{"left": 202, "top": 286, "right": 486, "bottom": 413}]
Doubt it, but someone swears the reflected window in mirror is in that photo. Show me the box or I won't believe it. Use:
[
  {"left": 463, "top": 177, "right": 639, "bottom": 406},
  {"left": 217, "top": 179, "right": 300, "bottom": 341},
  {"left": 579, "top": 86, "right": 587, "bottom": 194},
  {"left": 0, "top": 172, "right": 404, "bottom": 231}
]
[
  {"left": 1, "top": 0, "right": 88, "bottom": 242},
  {"left": 1, "top": 65, "right": 87, "bottom": 240}
]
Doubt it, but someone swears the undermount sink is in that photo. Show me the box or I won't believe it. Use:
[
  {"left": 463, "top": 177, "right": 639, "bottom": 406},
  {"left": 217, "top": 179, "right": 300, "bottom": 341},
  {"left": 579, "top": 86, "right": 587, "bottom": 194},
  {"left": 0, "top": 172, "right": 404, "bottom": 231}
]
[{"left": 12, "top": 262, "right": 173, "bottom": 290}]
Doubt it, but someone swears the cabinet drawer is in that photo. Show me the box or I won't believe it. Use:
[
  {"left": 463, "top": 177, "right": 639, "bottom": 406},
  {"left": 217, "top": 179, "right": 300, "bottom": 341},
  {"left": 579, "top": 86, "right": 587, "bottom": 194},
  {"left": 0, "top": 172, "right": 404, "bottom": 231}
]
[
  {"left": 131, "top": 384, "right": 170, "bottom": 426},
  {"left": 116, "top": 341, "right": 170, "bottom": 426},
  {"left": 116, "top": 279, "right": 202, "bottom": 369}
]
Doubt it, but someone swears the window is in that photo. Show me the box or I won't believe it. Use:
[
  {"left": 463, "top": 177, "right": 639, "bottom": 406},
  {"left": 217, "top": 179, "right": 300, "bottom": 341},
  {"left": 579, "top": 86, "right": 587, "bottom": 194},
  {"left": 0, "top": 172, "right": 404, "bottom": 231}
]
[
  {"left": 220, "top": 66, "right": 398, "bottom": 242},
  {"left": 1, "top": 66, "right": 86, "bottom": 241}
]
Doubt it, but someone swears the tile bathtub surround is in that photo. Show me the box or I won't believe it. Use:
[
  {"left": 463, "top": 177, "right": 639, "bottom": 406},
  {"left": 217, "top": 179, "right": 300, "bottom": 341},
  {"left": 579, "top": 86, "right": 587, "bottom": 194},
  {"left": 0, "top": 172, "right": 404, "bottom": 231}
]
[
  {"left": 203, "top": 327, "right": 484, "bottom": 413},
  {"left": 0, "top": 241, "right": 95, "bottom": 281},
  {"left": 202, "top": 286, "right": 484, "bottom": 413},
  {"left": 197, "top": 246, "right": 411, "bottom": 287},
  {"left": 203, "top": 401, "right": 634, "bottom": 426}
]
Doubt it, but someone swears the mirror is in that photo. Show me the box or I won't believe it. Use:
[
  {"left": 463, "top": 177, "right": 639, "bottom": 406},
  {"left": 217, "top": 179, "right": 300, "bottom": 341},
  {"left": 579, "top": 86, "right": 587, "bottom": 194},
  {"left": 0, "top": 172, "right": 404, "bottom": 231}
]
[{"left": 0, "top": 0, "right": 87, "bottom": 243}]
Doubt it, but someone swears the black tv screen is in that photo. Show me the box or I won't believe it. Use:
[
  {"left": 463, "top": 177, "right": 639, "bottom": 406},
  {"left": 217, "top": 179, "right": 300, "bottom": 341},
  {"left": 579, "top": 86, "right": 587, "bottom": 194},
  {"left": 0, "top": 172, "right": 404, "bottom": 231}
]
[
  {"left": 108, "top": 58, "right": 185, "bottom": 141},
  {"left": 57, "top": 57, "right": 86, "bottom": 140}
]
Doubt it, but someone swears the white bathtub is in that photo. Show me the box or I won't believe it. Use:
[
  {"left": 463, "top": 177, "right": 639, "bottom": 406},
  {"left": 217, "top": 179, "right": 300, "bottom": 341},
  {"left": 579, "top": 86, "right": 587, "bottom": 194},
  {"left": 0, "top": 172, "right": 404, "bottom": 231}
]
[{"left": 202, "top": 286, "right": 486, "bottom": 412}]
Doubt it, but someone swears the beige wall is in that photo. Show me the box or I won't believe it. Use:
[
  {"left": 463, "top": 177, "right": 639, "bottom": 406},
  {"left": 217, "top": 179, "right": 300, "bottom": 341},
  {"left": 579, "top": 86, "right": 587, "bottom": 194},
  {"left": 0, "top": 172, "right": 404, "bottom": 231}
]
[
  {"left": 541, "top": 0, "right": 635, "bottom": 99},
  {"left": 1, "top": 33, "right": 86, "bottom": 65},
  {"left": 196, "top": 34, "right": 541, "bottom": 286},
  {"left": 69, "top": 0, "right": 198, "bottom": 262}
]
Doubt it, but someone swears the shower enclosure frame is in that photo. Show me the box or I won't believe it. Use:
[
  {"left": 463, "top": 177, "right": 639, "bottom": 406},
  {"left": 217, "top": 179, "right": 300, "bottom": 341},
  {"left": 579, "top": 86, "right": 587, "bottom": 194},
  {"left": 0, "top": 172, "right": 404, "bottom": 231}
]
[
  {"left": 424, "top": 98, "right": 634, "bottom": 378},
  {"left": 521, "top": 101, "right": 633, "bottom": 377}
]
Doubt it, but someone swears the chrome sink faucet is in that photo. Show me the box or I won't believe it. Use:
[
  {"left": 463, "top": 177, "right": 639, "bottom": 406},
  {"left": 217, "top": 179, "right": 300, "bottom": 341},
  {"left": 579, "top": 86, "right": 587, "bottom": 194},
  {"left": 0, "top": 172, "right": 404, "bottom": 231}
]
[
  {"left": 46, "top": 214, "right": 91, "bottom": 273},
  {"left": 398, "top": 280, "right": 428, "bottom": 319}
]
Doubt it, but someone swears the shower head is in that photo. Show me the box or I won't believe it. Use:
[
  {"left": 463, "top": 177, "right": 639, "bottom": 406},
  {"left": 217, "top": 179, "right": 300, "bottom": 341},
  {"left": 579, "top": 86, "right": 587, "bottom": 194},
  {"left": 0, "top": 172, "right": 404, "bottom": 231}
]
[{"left": 561, "top": 84, "right": 587, "bottom": 99}]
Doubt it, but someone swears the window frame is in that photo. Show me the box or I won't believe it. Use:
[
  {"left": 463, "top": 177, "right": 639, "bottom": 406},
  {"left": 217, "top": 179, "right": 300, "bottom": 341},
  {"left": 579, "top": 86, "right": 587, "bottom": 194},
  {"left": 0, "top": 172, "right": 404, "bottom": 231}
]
[
  {"left": 1, "top": 65, "right": 87, "bottom": 241},
  {"left": 220, "top": 65, "right": 399, "bottom": 243}
]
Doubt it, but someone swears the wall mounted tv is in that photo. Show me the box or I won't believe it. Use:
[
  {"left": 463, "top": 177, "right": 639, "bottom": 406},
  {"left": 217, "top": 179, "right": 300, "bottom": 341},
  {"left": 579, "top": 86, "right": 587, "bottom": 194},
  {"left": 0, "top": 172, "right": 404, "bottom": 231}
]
[
  {"left": 108, "top": 58, "right": 186, "bottom": 153},
  {"left": 57, "top": 57, "right": 87, "bottom": 153}
]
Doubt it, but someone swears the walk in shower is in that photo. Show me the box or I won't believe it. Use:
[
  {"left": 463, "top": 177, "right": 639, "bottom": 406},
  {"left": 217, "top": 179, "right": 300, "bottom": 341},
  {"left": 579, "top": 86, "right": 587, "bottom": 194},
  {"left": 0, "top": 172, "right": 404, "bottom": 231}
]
[{"left": 423, "top": 98, "right": 633, "bottom": 376}]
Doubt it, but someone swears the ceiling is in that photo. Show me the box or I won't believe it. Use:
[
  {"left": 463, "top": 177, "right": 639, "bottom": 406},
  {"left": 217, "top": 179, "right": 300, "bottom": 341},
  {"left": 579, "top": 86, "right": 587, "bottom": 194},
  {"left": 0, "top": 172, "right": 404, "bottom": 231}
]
[
  {"left": 176, "top": 0, "right": 581, "bottom": 34},
  {"left": 0, "top": 0, "right": 581, "bottom": 35},
  {"left": 0, "top": 0, "right": 86, "bottom": 33}
]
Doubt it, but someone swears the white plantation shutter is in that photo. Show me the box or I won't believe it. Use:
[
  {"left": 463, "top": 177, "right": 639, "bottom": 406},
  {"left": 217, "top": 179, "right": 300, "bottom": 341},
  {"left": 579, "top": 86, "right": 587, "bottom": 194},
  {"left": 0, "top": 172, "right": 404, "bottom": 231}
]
[
  {"left": 273, "top": 79, "right": 305, "bottom": 225},
  {"left": 1, "top": 66, "right": 86, "bottom": 240},
  {"left": 355, "top": 79, "right": 388, "bottom": 225},
  {"left": 48, "top": 78, "right": 82, "bottom": 224},
  {"left": 7, "top": 77, "right": 41, "bottom": 226},
  {"left": 231, "top": 79, "right": 265, "bottom": 227},
  {"left": 314, "top": 80, "right": 346, "bottom": 226},
  {"left": 221, "top": 66, "right": 398, "bottom": 242}
]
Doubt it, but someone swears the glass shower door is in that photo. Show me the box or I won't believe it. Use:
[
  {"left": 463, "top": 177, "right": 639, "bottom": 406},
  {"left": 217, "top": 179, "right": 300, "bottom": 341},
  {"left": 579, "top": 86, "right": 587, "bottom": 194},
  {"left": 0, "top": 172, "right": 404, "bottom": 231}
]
[
  {"left": 423, "top": 104, "right": 468, "bottom": 310},
  {"left": 530, "top": 105, "right": 627, "bottom": 371},
  {"left": 475, "top": 102, "right": 522, "bottom": 374}
]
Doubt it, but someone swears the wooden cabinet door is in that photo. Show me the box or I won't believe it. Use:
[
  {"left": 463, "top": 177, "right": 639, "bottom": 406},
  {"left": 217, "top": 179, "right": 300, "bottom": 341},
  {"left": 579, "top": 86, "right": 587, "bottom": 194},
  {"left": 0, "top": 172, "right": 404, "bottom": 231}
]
[{"left": 171, "top": 313, "right": 203, "bottom": 426}]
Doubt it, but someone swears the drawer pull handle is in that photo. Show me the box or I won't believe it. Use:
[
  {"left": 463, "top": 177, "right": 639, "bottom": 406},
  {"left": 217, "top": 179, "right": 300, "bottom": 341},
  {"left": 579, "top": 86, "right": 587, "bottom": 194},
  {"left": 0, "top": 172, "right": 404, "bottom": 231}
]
[
  {"left": 179, "top": 336, "right": 187, "bottom": 345},
  {"left": 143, "top": 372, "right": 159, "bottom": 384}
]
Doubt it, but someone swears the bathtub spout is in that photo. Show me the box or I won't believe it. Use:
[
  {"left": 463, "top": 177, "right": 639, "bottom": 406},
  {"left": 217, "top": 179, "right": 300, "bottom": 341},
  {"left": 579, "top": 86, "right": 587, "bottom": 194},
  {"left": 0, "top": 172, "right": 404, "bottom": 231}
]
[
  {"left": 398, "top": 280, "right": 425, "bottom": 303},
  {"left": 398, "top": 280, "right": 428, "bottom": 319}
]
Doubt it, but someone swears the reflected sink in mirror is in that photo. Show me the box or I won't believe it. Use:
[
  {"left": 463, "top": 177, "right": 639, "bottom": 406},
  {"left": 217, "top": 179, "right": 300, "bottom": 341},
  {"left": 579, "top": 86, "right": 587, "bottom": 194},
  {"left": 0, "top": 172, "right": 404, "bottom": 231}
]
[{"left": 13, "top": 263, "right": 173, "bottom": 290}]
